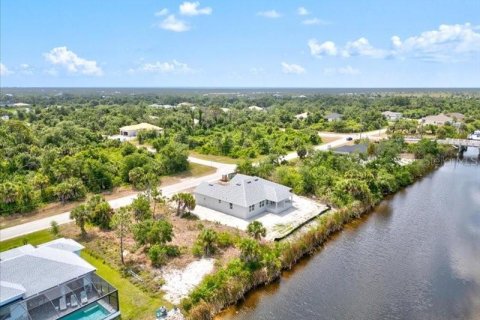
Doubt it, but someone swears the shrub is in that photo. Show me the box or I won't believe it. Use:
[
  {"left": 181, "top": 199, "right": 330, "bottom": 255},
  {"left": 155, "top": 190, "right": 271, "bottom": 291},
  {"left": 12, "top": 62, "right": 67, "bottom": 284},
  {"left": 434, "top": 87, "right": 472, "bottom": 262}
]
[{"left": 148, "top": 244, "right": 168, "bottom": 267}]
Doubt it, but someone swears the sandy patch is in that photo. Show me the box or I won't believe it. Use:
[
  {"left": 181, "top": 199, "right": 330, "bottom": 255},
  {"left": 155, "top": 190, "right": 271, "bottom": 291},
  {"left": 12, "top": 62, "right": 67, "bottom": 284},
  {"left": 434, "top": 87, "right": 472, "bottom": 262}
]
[{"left": 162, "top": 258, "right": 215, "bottom": 304}]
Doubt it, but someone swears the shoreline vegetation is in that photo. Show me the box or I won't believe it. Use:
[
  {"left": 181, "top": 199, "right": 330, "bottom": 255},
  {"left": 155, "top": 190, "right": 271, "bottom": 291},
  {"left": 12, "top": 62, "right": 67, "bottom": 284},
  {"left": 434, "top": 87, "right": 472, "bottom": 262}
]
[{"left": 181, "top": 150, "right": 453, "bottom": 320}]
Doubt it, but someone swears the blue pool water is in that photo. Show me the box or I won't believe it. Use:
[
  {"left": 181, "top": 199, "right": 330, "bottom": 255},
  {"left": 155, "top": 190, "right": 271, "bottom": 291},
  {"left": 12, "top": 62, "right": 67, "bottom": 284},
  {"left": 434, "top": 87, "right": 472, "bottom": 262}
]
[{"left": 61, "top": 302, "right": 111, "bottom": 320}]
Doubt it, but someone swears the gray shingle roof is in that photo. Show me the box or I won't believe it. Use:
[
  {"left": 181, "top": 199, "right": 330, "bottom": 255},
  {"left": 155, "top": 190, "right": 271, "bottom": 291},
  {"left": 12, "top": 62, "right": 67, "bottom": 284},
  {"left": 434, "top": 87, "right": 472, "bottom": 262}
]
[
  {"left": 195, "top": 174, "right": 292, "bottom": 207},
  {"left": 0, "top": 240, "right": 95, "bottom": 305},
  {"left": 38, "top": 237, "right": 84, "bottom": 253},
  {"left": 332, "top": 143, "right": 368, "bottom": 154}
]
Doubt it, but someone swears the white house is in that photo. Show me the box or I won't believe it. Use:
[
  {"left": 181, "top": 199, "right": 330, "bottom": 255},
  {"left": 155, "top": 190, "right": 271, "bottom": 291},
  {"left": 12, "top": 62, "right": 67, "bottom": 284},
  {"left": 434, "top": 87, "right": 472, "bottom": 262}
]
[
  {"left": 325, "top": 112, "right": 343, "bottom": 122},
  {"left": 194, "top": 174, "right": 293, "bottom": 220},
  {"left": 119, "top": 122, "right": 163, "bottom": 137},
  {"left": 382, "top": 111, "right": 403, "bottom": 121},
  {"left": 248, "top": 105, "right": 264, "bottom": 111},
  {"left": 0, "top": 239, "right": 120, "bottom": 320}
]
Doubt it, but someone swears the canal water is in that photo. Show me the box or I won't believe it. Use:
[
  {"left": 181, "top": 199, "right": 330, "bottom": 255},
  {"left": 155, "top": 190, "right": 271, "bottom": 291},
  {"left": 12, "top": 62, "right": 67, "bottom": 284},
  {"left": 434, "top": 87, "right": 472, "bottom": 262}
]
[{"left": 221, "top": 151, "right": 480, "bottom": 320}]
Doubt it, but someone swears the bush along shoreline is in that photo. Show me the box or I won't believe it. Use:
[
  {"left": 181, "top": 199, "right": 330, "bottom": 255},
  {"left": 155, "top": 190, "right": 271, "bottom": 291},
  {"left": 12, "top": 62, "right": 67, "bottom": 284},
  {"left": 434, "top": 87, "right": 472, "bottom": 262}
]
[{"left": 181, "top": 149, "right": 453, "bottom": 320}]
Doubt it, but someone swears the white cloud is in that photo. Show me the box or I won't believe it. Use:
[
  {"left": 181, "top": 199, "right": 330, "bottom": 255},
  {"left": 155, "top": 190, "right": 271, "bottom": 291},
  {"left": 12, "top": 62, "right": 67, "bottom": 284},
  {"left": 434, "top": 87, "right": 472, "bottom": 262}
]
[
  {"left": 159, "top": 15, "right": 190, "bottom": 32},
  {"left": 308, "top": 23, "right": 480, "bottom": 62},
  {"left": 281, "top": 62, "right": 305, "bottom": 74},
  {"left": 44, "top": 47, "right": 103, "bottom": 76},
  {"left": 155, "top": 8, "right": 169, "bottom": 16},
  {"left": 1, "top": 63, "right": 13, "bottom": 76},
  {"left": 257, "top": 10, "right": 282, "bottom": 18},
  {"left": 343, "top": 37, "right": 388, "bottom": 58},
  {"left": 134, "top": 60, "right": 193, "bottom": 74},
  {"left": 297, "top": 7, "right": 309, "bottom": 16},
  {"left": 179, "top": 2, "right": 212, "bottom": 16},
  {"left": 390, "top": 23, "right": 480, "bottom": 61},
  {"left": 308, "top": 39, "right": 338, "bottom": 57},
  {"left": 324, "top": 65, "right": 360, "bottom": 75},
  {"left": 302, "top": 18, "right": 328, "bottom": 26}
]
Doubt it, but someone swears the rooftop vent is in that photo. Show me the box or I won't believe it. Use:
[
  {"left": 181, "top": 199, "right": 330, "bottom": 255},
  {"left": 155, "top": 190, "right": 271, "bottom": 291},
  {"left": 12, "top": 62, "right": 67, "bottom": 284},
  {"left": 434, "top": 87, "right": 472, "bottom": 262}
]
[{"left": 236, "top": 183, "right": 242, "bottom": 186}]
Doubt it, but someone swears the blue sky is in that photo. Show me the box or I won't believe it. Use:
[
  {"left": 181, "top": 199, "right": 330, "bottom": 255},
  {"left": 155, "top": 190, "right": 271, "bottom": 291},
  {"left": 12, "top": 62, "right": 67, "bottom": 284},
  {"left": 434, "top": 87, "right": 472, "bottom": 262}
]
[{"left": 1, "top": 0, "right": 479, "bottom": 87}]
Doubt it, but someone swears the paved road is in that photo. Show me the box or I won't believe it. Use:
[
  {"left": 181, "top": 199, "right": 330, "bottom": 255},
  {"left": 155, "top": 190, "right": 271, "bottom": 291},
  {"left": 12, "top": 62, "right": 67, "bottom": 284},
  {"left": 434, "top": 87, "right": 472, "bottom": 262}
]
[
  {"left": 0, "top": 129, "right": 386, "bottom": 241},
  {"left": 0, "top": 157, "right": 235, "bottom": 241},
  {"left": 284, "top": 129, "right": 387, "bottom": 161}
]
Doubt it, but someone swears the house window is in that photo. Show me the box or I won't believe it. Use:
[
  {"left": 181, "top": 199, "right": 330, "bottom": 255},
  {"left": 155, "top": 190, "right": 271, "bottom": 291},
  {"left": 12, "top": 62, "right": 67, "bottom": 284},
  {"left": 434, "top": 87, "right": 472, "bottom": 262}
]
[
  {"left": 218, "top": 199, "right": 221, "bottom": 203},
  {"left": 259, "top": 201, "right": 265, "bottom": 207},
  {"left": 249, "top": 204, "right": 255, "bottom": 212},
  {"left": 229, "top": 203, "right": 233, "bottom": 209}
]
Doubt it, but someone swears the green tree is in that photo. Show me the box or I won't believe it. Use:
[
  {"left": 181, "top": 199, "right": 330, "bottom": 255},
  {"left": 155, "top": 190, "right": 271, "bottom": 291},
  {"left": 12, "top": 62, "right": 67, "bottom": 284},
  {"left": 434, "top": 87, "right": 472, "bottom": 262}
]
[
  {"left": 239, "top": 238, "right": 262, "bottom": 266},
  {"left": 296, "top": 145, "right": 307, "bottom": 159},
  {"left": 131, "top": 194, "right": 152, "bottom": 221},
  {"left": 111, "top": 207, "right": 132, "bottom": 265},
  {"left": 196, "top": 228, "right": 218, "bottom": 256},
  {"left": 86, "top": 195, "right": 114, "bottom": 230},
  {"left": 133, "top": 219, "right": 173, "bottom": 247},
  {"left": 50, "top": 220, "right": 60, "bottom": 237},
  {"left": 171, "top": 192, "right": 196, "bottom": 217},
  {"left": 54, "top": 177, "right": 86, "bottom": 203},
  {"left": 247, "top": 221, "right": 267, "bottom": 240},
  {"left": 70, "top": 204, "right": 89, "bottom": 236}
]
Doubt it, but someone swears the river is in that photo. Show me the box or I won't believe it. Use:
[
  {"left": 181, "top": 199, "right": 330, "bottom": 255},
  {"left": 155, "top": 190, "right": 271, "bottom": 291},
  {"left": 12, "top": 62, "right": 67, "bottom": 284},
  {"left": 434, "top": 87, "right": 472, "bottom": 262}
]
[{"left": 221, "top": 150, "right": 480, "bottom": 320}]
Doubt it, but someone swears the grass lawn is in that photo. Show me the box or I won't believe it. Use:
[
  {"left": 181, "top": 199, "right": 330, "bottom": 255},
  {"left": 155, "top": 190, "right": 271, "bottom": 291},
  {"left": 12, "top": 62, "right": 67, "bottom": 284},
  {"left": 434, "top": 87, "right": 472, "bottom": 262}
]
[
  {"left": 81, "top": 252, "right": 169, "bottom": 320},
  {"left": 189, "top": 151, "right": 240, "bottom": 164},
  {"left": 0, "top": 229, "right": 55, "bottom": 252}
]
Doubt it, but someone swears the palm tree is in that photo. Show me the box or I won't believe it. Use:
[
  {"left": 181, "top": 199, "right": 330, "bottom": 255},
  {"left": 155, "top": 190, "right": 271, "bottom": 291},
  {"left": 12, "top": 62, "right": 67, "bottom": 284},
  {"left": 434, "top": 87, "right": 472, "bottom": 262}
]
[
  {"left": 247, "top": 221, "right": 267, "bottom": 240},
  {"left": 70, "top": 204, "right": 89, "bottom": 236},
  {"left": 171, "top": 193, "right": 196, "bottom": 217},
  {"left": 198, "top": 228, "right": 218, "bottom": 256},
  {"left": 151, "top": 188, "right": 166, "bottom": 219},
  {"left": 111, "top": 207, "right": 132, "bottom": 265}
]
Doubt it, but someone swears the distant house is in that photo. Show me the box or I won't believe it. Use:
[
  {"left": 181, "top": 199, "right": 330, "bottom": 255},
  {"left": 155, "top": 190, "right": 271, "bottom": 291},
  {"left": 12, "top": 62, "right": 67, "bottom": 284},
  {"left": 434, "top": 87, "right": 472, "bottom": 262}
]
[
  {"left": 1, "top": 115, "right": 9, "bottom": 121},
  {"left": 0, "top": 238, "right": 120, "bottom": 320},
  {"left": 295, "top": 112, "right": 308, "bottom": 120},
  {"left": 248, "top": 105, "right": 264, "bottom": 111},
  {"left": 119, "top": 122, "right": 163, "bottom": 137},
  {"left": 332, "top": 143, "right": 369, "bottom": 155},
  {"left": 177, "top": 102, "right": 194, "bottom": 108},
  {"left": 12, "top": 103, "right": 30, "bottom": 107},
  {"left": 194, "top": 174, "right": 293, "bottom": 219},
  {"left": 149, "top": 103, "right": 174, "bottom": 109},
  {"left": 382, "top": 111, "right": 403, "bottom": 121},
  {"left": 420, "top": 114, "right": 453, "bottom": 126},
  {"left": 325, "top": 112, "right": 343, "bottom": 122},
  {"left": 220, "top": 107, "right": 230, "bottom": 113}
]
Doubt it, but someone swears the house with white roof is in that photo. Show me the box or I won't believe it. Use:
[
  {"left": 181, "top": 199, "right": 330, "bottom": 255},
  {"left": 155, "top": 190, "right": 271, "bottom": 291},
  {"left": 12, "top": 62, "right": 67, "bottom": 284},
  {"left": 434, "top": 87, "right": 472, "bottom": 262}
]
[
  {"left": 248, "top": 105, "right": 264, "bottom": 111},
  {"left": 194, "top": 174, "right": 293, "bottom": 219},
  {"left": 325, "top": 112, "right": 343, "bottom": 122},
  {"left": 382, "top": 111, "right": 403, "bottom": 121},
  {"left": 119, "top": 122, "right": 162, "bottom": 137},
  {"left": 0, "top": 238, "right": 120, "bottom": 320}
]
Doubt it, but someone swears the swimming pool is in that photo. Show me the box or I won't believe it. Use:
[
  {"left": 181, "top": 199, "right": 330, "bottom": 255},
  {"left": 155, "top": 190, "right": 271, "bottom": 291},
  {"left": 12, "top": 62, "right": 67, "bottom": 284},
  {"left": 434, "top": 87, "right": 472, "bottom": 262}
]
[{"left": 61, "top": 302, "right": 111, "bottom": 320}]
